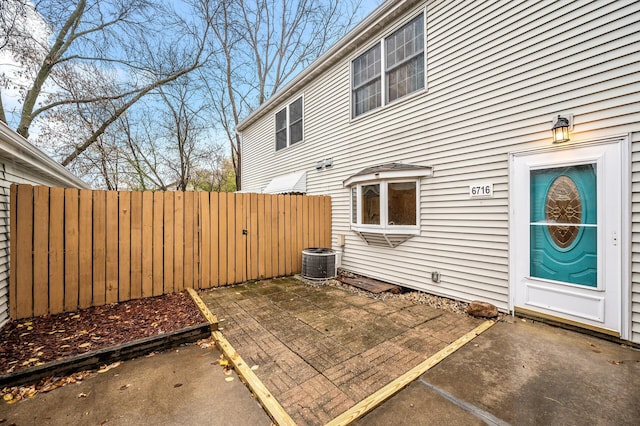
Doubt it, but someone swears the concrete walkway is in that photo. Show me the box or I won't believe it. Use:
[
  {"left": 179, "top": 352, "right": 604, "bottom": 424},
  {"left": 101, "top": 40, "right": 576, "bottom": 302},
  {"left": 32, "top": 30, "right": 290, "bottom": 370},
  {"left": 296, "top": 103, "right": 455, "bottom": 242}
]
[
  {"left": 357, "top": 317, "right": 640, "bottom": 425},
  {"left": 0, "top": 343, "right": 271, "bottom": 425},
  {"left": 199, "top": 277, "right": 483, "bottom": 425}
]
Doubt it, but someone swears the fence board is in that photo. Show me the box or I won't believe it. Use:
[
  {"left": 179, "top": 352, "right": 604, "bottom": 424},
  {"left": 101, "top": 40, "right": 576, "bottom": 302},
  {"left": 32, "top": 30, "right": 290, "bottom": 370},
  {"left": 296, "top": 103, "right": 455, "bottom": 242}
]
[
  {"left": 271, "top": 195, "right": 279, "bottom": 276},
  {"left": 164, "top": 192, "right": 175, "bottom": 294},
  {"left": 92, "top": 190, "right": 106, "bottom": 307},
  {"left": 33, "top": 186, "right": 49, "bottom": 316},
  {"left": 174, "top": 192, "right": 184, "bottom": 291},
  {"left": 235, "top": 194, "right": 244, "bottom": 284},
  {"left": 141, "top": 191, "right": 153, "bottom": 298},
  {"left": 263, "top": 194, "right": 272, "bottom": 279},
  {"left": 249, "top": 193, "right": 258, "bottom": 280},
  {"left": 152, "top": 192, "right": 163, "bottom": 296},
  {"left": 324, "top": 196, "right": 332, "bottom": 247},
  {"left": 218, "top": 193, "right": 228, "bottom": 286},
  {"left": 257, "top": 194, "right": 266, "bottom": 279},
  {"left": 49, "top": 187, "right": 65, "bottom": 313},
  {"left": 79, "top": 190, "right": 93, "bottom": 308},
  {"left": 10, "top": 186, "right": 331, "bottom": 319},
  {"left": 302, "top": 196, "right": 310, "bottom": 250},
  {"left": 227, "top": 193, "right": 235, "bottom": 284},
  {"left": 91, "top": 188, "right": 107, "bottom": 306},
  {"left": 183, "top": 191, "right": 194, "bottom": 289},
  {"left": 193, "top": 193, "right": 200, "bottom": 288},
  {"left": 130, "top": 191, "right": 143, "bottom": 300},
  {"left": 105, "top": 191, "right": 119, "bottom": 304},
  {"left": 15, "top": 185, "right": 33, "bottom": 318},
  {"left": 119, "top": 191, "right": 131, "bottom": 302},
  {"left": 65, "top": 189, "right": 80, "bottom": 311},
  {"left": 295, "top": 195, "right": 303, "bottom": 272},
  {"left": 210, "top": 192, "right": 219, "bottom": 287},
  {"left": 199, "top": 192, "right": 210, "bottom": 289},
  {"left": 277, "top": 195, "right": 286, "bottom": 276},
  {"left": 284, "top": 196, "right": 292, "bottom": 276}
]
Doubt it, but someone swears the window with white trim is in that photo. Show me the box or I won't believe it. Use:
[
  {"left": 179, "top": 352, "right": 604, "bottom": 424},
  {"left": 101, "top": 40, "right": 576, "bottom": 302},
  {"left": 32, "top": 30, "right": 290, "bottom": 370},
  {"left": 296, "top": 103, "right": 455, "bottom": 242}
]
[
  {"left": 350, "top": 180, "right": 419, "bottom": 233},
  {"left": 275, "top": 96, "right": 303, "bottom": 150},
  {"left": 352, "top": 12, "right": 425, "bottom": 118}
]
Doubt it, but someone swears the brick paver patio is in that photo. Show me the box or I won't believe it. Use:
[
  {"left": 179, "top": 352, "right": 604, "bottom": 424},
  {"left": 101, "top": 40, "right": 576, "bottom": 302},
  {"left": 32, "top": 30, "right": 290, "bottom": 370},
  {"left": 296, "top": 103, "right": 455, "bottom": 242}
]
[{"left": 199, "top": 277, "right": 483, "bottom": 425}]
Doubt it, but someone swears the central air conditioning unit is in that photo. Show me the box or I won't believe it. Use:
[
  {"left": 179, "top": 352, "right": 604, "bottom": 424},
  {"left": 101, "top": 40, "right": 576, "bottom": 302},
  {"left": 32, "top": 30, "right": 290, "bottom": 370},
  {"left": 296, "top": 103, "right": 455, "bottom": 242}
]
[{"left": 301, "top": 248, "right": 336, "bottom": 280}]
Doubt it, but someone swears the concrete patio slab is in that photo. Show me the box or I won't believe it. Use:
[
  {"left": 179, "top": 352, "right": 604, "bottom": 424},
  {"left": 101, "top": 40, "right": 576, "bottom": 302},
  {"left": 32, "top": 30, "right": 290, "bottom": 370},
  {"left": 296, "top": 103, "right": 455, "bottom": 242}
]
[
  {"left": 357, "top": 317, "right": 640, "bottom": 425},
  {"left": 199, "top": 277, "right": 484, "bottom": 425},
  {"left": 0, "top": 344, "right": 271, "bottom": 426}
]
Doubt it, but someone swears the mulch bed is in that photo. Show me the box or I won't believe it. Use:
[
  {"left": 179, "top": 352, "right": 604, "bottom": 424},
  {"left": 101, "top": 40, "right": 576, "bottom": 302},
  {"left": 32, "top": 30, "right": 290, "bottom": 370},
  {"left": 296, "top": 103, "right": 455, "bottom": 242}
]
[{"left": 0, "top": 292, "right": 204, "bottom": 375}]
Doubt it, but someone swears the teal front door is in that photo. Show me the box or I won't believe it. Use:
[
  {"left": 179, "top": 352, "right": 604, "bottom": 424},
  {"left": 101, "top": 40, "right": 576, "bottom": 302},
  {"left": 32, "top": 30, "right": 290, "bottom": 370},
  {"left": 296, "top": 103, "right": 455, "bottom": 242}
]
[
  {"left": 529, "top": 164, "right": 597, "bottom": 287},
  {"left": 512, "top": 141, "right": 623, "bottom": 335}
]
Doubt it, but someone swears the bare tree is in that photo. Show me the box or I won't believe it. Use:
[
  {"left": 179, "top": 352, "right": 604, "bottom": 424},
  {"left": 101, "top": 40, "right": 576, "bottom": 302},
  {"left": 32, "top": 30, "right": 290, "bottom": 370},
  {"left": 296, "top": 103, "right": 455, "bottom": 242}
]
[
  {"left": 0, "top": 0, "right": 210, "bottom": 169},
  {"left": 199, "top": 0, "right": 366, "bottom": 190}
]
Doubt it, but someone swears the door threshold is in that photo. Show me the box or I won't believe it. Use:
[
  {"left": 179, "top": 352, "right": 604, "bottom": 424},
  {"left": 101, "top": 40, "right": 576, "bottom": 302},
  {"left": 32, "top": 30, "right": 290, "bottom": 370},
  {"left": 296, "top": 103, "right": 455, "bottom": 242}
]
[{"left": 514, "top": 307, "right": 625, "bottom": 342}]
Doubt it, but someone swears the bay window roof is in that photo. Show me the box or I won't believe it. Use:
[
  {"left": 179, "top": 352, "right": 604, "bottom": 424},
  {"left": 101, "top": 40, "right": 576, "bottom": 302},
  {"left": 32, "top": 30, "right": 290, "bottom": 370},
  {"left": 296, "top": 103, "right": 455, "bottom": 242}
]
[{"left": 344, "top": 162, "right": 433, "bottom": 187}]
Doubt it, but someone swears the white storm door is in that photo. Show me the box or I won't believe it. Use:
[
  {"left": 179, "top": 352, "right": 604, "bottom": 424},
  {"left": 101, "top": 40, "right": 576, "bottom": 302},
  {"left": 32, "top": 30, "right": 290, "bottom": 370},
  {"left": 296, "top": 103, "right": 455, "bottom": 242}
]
[{"left": 511, "top": 142, "right": 622, "bottom": 335}]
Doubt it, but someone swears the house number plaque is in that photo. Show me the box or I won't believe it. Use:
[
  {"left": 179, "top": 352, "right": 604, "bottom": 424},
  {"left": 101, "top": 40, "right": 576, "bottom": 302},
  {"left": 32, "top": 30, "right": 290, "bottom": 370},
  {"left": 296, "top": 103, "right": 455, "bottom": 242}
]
[{"left": 469, "top": 183, "right": 493, "bottom": 198}]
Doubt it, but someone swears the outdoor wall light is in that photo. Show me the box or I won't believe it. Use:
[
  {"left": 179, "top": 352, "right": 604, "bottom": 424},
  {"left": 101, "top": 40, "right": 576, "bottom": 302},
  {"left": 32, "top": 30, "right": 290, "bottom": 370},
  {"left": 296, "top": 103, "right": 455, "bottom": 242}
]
[{"left": 552, "top": 115, "right": 570, "bottom": 143}]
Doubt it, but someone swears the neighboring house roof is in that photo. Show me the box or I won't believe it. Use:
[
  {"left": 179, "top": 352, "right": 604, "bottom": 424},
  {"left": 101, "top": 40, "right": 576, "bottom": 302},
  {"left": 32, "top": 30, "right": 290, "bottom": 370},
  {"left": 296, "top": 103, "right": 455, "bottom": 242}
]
[
  {"left": 0, "top": 121, "right": 88, "bottom": 189},
  {"left": 236, "top": 0, "right": 416, "bottom": 132}
]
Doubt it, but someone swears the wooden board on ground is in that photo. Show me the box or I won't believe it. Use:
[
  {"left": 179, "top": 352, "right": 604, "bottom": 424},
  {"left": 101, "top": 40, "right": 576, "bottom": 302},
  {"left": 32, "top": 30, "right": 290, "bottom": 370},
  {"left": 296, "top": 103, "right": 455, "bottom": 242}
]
[{"left": 338, "top": 276, "right": 400, "bottom": 294}]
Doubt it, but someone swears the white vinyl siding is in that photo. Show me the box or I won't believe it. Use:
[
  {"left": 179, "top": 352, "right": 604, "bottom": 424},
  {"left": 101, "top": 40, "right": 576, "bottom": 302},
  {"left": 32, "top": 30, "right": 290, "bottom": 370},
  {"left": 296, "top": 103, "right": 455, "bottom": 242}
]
[
  {"left": 0, "top": 163, "right": 9, "bottom": 328},
  {"left": 631, "top": 132, "right": 640, "bottom": 344},
  {"left": 241, "top": 0, "right": 640, "bottom": 322}
]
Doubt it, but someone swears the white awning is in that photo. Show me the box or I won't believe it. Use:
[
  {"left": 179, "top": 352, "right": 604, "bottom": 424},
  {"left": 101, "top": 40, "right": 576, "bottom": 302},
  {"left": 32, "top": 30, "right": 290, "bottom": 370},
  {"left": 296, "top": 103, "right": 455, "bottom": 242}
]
[{"left": 263, "top": 170, "right": 307, "bottom": 194}]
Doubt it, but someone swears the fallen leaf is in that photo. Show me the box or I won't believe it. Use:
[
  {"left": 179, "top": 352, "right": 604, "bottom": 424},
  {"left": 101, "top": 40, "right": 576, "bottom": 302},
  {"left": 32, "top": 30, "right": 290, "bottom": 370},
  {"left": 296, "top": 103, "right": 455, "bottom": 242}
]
[
  {"left": 119, "top": 384, "right": 130, "bottom": 391},
  {"left": 60, "top": 345, "right": 71, "bottom": 348},
  {"left": 173, "top": 383, "right": 183, "bottom": 388},
  {"left": 225, "top": 377, "right": 234, "bottom": 382},
  {"left": 250, "top": 365, "right": 259, "bottom": 371},
  {"left": 98, "top": 361, "right": 122, "bottom": 374},
  {"left": 24, "top": 322, "right": 33, "bottom": 326},
  {"left": 219, "top": 359, "right": 229, "bottom": 367},
  {"left": 78, "top": 343, "right": 92, "bottom": 348},
  {"left": 71, "top": 315, "right": 80, "bottom": 319},
  {"left": 78, "top": 392, "right": 88, "bottom": 398},
  {"left": 608, "top": 360, "right": 623, "bottom": 365},
  {"left": 3, "top": 394, "right": 13, "bottom": 402}
]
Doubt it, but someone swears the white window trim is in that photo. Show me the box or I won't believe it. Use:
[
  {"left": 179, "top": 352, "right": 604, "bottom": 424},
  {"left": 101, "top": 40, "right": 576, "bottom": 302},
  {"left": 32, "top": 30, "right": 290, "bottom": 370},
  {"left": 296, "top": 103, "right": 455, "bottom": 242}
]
[
  {"left": 350, "top": 9, "right": 426, "bottom": 120},
  {"left": 275, "top": 95, "right": 304, "bottom": 151},
  {"left": 349, "top": 178, "right": 421, "bottom": 235}
]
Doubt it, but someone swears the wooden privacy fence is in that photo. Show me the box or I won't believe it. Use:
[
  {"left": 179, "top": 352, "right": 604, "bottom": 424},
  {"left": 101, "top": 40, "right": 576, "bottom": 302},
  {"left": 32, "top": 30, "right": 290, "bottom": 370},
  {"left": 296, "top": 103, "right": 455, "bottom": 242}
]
[{"left": 10, "top": 185, "right": 331, "bottom": 319}]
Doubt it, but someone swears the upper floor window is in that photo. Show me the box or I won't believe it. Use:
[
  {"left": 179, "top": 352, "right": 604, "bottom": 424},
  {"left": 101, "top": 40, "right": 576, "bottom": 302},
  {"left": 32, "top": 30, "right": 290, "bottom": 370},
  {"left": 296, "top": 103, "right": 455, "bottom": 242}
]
[
  {"left": 276, "top": 96, "right": 303, "bottom": 151},
  {"left": 352, "top": 12, "right": 425, "bottom": 118}
]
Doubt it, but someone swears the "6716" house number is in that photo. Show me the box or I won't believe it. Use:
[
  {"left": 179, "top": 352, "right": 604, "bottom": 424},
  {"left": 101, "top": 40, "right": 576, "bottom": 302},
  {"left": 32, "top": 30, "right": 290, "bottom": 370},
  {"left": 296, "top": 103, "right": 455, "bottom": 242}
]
[{"left": 469, "top": 183, "right": 493, "bottom": 198}]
